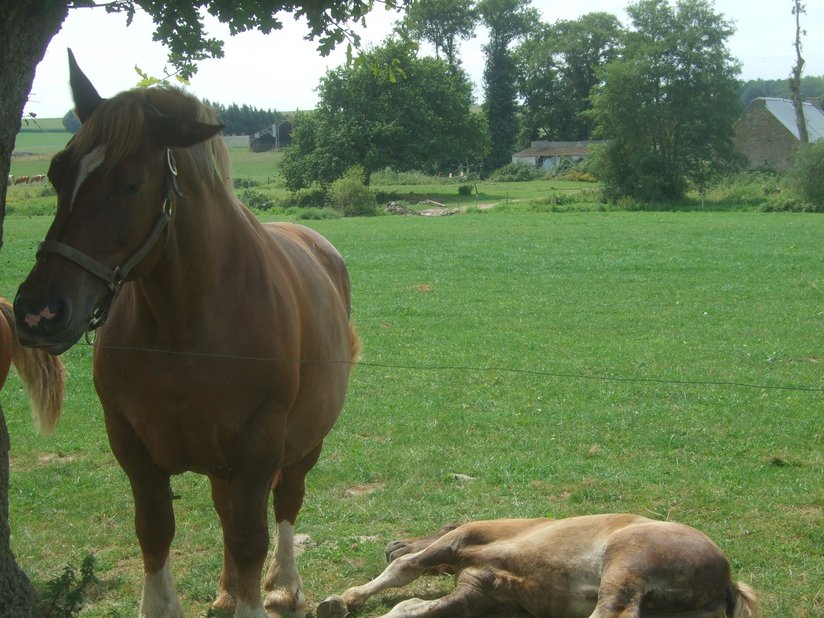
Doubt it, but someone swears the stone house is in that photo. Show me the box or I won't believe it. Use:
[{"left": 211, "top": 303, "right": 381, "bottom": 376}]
[{"left": 733, "top": 97, "right": 824, "bottom": 171}]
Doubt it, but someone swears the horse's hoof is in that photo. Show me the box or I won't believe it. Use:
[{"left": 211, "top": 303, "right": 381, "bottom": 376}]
[
  {"left": 264, "top": 588, "right": 306, "bottom": 618},
  {"left": 316, "top": 596, "right": 350, "bottom": 618}
]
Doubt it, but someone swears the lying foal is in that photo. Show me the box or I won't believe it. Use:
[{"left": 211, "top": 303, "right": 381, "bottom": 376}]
[{"left": 317, "top": 513, "right": 758, "bottom": 618}]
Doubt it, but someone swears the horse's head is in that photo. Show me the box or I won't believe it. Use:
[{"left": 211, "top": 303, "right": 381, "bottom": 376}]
[{"left": 14, "top": 50, "right": 223, "bottom": 354}]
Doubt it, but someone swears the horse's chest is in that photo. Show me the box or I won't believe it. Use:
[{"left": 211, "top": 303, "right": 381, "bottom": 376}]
[{"left": 95, "top": 351, "right": 289, "bottom": 476}]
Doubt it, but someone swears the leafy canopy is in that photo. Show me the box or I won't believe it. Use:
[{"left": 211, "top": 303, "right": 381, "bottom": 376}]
[
  {"left": 402, "top": 0, "right": 477, "bottom": 68},
  {"left": 92, "top": 0, "right": 404, "bottom": 79},
  {"left": 477, "top": 0, "right": 539, "bottom": 170},
  {"left": 515, "top": 12, "right": 623, "bottom": 141},
  {"left": 590, "top": 0, "right": 741, "bottom": 202},
  {"left": 281, "top": 38, "right": 490, "bottom": 189}
]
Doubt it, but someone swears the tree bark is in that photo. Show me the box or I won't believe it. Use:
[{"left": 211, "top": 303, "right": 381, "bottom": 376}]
[
  {"left": 0, "top": 1, "right": 68, "bottom": 614},
  {"left": 790, "top": 0, "right": 809, "bottom": 146}
]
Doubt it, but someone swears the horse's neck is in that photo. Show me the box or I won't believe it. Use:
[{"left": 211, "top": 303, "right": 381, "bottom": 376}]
[{"left": 135, "top": 186, "right": 260, "bottom": 323}]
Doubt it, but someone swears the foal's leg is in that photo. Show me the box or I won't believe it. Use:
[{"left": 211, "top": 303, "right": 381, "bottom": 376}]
[
  {"left": 264, "top": 444, "right": 322, "bottom": 617},
  {"left": 317, "top": 558, "right": 497, "bottom": 618},
  {"left": 586, "top": 569, "right": 643, "bottom": 618},
  {"left": 318, "top": 530, "right": 477, "bottom": 617}
]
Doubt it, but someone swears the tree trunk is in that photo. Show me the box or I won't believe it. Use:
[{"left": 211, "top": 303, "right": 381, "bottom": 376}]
[
  {"left": 0, "top": 1, "right": 68, "bottom": 614},
  {"left": 790, "top": 0, "right": 809, "bottom": 146}
]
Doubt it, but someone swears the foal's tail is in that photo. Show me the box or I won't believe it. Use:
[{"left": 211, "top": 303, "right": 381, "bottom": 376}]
[
  {"left": 0, "top": 297, "right": 65, "bottom": 436},
  {"left": 727, "top": 581, "right": 759, "bottom": 618}
]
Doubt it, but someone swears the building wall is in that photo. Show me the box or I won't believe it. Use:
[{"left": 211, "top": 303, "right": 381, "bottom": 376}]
[{"left": 733, "top": 100, "right": 799, "bottom": 171}]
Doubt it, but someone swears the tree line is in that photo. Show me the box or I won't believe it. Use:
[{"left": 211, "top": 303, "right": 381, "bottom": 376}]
[{"left": 286, "top": 0, "right": 803, "bottom": 202}]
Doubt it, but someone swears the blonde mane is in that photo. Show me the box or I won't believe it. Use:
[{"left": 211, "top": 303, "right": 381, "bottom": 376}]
[{"left": 68, "top": 86, "right": 235, "bottom": 197}]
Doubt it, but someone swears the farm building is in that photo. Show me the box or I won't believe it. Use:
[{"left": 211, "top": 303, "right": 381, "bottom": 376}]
[
  {"left": 250, "top": 120, "right": 293, "bottom": 152},
  {"left": 733, "top": 97, "right": 824, "bottom": 171},
  {"left": 511, "top": 140, "right": 604, "bottom": 171}
]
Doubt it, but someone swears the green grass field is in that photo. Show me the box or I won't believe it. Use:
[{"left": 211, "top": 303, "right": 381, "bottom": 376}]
[{"left": 1, "top": 209, "right": 822, "bottom": 617}]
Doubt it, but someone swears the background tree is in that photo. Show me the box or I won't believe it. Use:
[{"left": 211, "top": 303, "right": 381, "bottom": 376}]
[
  {"left": 789, "top": 0, "right": 808, "bottom": 145},
  {"left": 402, "top": 0, "right": 478, "bottom": 69},
  {"left": 282, "top": 39, "right": 489, "bottom": 189},
  {"left": 739, "top": 74, "right": 824, "bottom": 106},
  {"left": 0, "top": 2, "right": 400, "bottom": 614},
  {"left": 590, "top": 0, "right": 741, "bottom": 202},
  {"left": 477, "top": 0, "right": 539, "bottom": 170},
  {"left": 515, "top": 12, "right": 623, "bottom": 141}
]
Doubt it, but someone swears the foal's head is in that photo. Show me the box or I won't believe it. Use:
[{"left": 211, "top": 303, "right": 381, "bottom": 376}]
[{"left": 14, "top": 51, "right": 223, "bottom": 354}]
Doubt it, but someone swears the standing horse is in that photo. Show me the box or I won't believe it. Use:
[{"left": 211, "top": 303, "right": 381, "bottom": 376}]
[{"left": 14, "top": 51, "right": 359, "bottom": 618}]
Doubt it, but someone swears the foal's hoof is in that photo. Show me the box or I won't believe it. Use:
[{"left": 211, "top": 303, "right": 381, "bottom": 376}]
[
  {"left": 385, "top": 540, "right": 411, "bottom": 563},
  {"left": 316, "top": 596, "right": 350, "bottom": 618}
]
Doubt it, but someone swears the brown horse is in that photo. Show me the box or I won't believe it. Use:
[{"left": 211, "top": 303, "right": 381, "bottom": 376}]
[
  {"left": 1, "top": 296, "right": 65, "bottom": 434},
  {"left": 14, "top": 51, "right": 358, "bottom": 618},
  {"left": 318, "top": 514, "right": 759, "bottom": 618}
]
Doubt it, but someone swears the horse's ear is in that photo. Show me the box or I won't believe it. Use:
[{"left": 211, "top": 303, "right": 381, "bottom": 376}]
[
  {"left": 68, "top": 49, "right": 104, "bottom": 124},
  {"left": 148, "top": 116, "right": 225, "bottom": 149}
]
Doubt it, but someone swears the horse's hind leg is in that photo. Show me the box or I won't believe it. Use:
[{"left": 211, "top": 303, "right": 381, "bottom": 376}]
[{"left": 264, "top": 443, "right": 322, "bottom": 617}]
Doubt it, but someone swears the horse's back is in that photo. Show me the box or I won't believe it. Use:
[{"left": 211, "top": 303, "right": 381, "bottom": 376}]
[{"left": 263, "top": 222, "right": 352, "bottom": 317}]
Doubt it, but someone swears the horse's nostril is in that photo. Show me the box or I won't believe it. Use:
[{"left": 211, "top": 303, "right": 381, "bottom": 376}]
[{"left": 17, "top": 298, "right": 66, "bottom": 330}]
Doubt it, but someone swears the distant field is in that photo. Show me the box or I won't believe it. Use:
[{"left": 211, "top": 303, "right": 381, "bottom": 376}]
[
  {"left": 10, "top": 126, "right": 283, "bottom": 183},
  {"left": 19, "top": 117, "right": 66, "bottom": 131}
]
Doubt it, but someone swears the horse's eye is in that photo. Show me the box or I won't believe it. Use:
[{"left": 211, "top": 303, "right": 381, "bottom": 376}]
[{"left": 122, "top": 181, "right": 143, "bottom": 196}]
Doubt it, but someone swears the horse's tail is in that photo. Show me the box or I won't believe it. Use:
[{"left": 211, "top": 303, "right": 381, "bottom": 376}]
[
  {"left": 0, "top": 297, "right": 65, "bottom": 436},
  {"left": 349, "top": 321, "right": 362, "bottom": 365},
  {"left": 727, "top": 581, "right": 759, "bottom": 618}
]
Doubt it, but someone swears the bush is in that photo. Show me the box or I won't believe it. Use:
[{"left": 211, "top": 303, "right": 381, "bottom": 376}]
[
  {"left": 238, "top": 188, "right": 275, "bottom": 211},
  {"left": 328, "top": 166, "right": 377, "bottom": 217},
  {"left": 458, "top": 184, "right": 474, "bottom": 196},
  {"left": 282, "top": 186, "right": 328, "bottom": 209},
  {"left": 793, "top": 141, "right": 824, "bottom": 207},
  {"left": 233, "top": 177, "right": 260, "bottom": 190},
  {"left": 296, "top": 207, "right": 342, "bottom": 220},
  {"left": 490, "top": 162, "right": 544, "bottom": 182}
]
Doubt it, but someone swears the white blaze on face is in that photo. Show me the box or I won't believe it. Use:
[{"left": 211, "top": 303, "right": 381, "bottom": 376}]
[{"left": 71, "top": 145, "right": 105, "bottom": 210}]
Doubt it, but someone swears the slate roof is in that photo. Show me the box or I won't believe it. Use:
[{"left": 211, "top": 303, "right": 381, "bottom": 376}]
[{"left": 760, "top": 97, "right": 824, "bottom": 142}]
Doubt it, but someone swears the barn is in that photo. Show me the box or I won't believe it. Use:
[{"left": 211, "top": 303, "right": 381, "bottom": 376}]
[
  {"left": 733, "top": 97, "right": 824, "bottom": 171},
  {"left": 250, "top": 120, "right": 293, "bottom": 152},
  {"left": 511, "top": 140, "right": 604, "bottom": 171}
]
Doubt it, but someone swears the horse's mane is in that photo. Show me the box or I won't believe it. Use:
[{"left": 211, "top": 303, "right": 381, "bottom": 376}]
[{"left": 69, "top": 87, "right": 234, "bottom": 198}]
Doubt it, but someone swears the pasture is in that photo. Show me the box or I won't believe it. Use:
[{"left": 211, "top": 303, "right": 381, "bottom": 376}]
[{"left": 1, "top": 209, "right": 822, "bottom": 617}]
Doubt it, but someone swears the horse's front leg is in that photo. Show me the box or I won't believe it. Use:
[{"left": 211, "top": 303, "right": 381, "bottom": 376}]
[
  {"left": 218, "top": 471, "right": 274, "bottom": 618},
  {"left": 109, "top": 424, "right": 182, "bottom": 618}
]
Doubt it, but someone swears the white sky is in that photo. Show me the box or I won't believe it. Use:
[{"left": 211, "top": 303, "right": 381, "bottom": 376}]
[{"left": 26, "top": 0, "right": 824, "bottom": 119}]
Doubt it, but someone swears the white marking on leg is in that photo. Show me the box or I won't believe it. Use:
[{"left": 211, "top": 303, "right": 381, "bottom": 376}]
[
  {"left": 140, "top": 558, "right": 184, "bottom": 618},
  {"left": 71, "top": 145, "right": 105, "bottom": 210},
  {"left": 264, "top": 521, "right": 306, "bottom": 616},
  {"left": 233, "top": 600, "right": 268, "bottom": 618}
]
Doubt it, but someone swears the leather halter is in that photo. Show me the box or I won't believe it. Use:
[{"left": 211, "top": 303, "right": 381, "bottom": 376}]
[{"left": 36, "top": 148, "right": 182, "bottom": 331}]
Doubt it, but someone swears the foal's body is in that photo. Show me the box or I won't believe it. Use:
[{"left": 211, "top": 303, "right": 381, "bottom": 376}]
[{"left": 318, "top": 514, "right": 758, "bottom": 618}]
